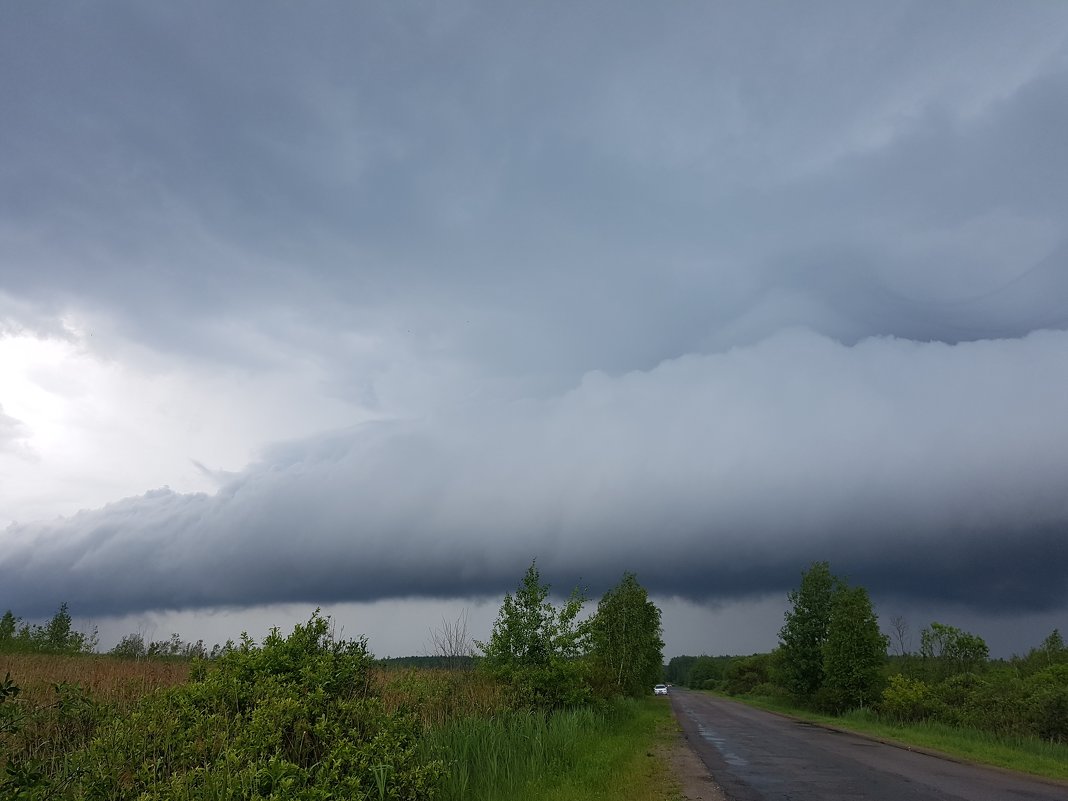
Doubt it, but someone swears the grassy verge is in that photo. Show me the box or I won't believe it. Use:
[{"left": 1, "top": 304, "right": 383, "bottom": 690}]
[
  {"left": 720, "top": 692, "right": 1068, "bottom": 782},
  {"left": 428, "top": 697, "right": 683, "bottom": 801}
]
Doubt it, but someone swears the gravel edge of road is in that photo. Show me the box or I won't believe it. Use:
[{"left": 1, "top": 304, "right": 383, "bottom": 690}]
[{"left": 665, "top": 711, "right": 730, "bottom": 801}]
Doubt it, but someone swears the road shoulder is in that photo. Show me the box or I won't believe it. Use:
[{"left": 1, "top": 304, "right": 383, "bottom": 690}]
[{"left": 664, "top": 707, "right": 729, "bottom": 801}]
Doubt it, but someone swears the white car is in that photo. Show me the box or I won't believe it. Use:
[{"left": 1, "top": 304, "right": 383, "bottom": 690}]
[{"left": 654, "top": 684, "right": 668, "bottom": 696}]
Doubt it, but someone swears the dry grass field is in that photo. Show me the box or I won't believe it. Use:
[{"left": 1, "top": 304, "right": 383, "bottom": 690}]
[{"left": 0, "top": 652, "right": 191, "bottom": 708}]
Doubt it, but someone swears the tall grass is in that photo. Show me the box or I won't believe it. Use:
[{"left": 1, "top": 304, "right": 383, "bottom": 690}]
[
  {"left": 425, "top": 698, "right": 679, "bottom": 801},
  {"left": 0, "top": 652, "right": 189, "bottom": 707},
  {"left": 428, "top": 705, "right": 602, "bottom": 799},
  {"left": 377, "top": 667, "right": 509, "bottom": 728}
]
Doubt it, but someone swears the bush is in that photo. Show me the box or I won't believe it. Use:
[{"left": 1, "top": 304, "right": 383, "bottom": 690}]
[
  {"left": 879, "top": 675, "right": 941, "bottom": 722},
  {"left": 878, "top": 664, "right": 1068, "bottom": 743},
  {"left": 722, "top": 654, "right": 773, "bottom": 696},
  {"left": 954, "top": 669, "right": 1030, "bottom": 735},
  {"left": 933, "top": 673, "right": 998, "bottom": 729},
  {"left": 3, "top": 612, "right": 445, "bottom": 800},
  {"left": 1025, "top": 665, "right": 1068, "bottom": 743},
  {"left": 813, "top": 684, "right": 851, "bottom": 714},
  {"left": 748, "top": 682, "right": 790, "bottom": 700}
]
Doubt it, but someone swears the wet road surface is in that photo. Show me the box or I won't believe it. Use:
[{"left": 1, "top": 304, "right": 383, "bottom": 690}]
[{"left": 669, "top": 689, "right": 1067, "bottom": 801}]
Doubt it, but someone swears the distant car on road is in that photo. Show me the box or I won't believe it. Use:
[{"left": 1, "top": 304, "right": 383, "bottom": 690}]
[{"left": 654, "top": 684, "right": 668, "bottom": 696}]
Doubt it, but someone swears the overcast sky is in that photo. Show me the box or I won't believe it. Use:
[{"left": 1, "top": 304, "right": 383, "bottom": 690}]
[{"left": 2, "top": 1, "right": 1067, "bottom": 658}]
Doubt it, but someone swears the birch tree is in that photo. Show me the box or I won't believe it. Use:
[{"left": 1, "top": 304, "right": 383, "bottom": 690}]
[{"left": 587, "top": 572, "right": 664, "bottom": 698}]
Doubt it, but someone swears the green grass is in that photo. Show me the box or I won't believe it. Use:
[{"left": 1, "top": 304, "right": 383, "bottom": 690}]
[
  {"left": 427, "top": 698, "right": 683, "bottom": 801},
  {"left": 721, "top": 692, "right": 1068, "bottom": 782}
]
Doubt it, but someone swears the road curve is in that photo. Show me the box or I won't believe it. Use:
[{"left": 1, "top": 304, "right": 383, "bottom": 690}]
[{"left": 669, "top": 689, "right": 1066, "bottom": 801}]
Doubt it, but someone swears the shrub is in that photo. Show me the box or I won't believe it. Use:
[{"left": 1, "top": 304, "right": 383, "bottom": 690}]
[
  {"left": 748, "top": 682, "right": 790, "bottom": 700},
  {"left": 1025, "top": 665, "right": 1068, "bottom": 743},
  {"left": 4, "top": 612, "right": 445, "bottom": 800},
  {"left": 879, "top": 675, "right": 941, "bottom": 722},
  {"left": 933, "top": 672, "right": 988, "bottom": 727},
  {"left": 952, "top": 669, "right": 1031, "bottom": 735},
  {"left": 722, "top": 654, "right": 773, "bottom": 696}
]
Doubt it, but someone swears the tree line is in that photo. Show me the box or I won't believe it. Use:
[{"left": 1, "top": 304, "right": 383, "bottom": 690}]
[
  {"left": 0, "top": 604, "right": 97, "bottom": 655},
  {"left": 2, "top": 561, "right": 666, "bottom": 710},
  {"left": 665, "top": 561, "right": 1068, "bottom": 742},
  {"left": 0, "top": 605, "right": 228, "bottom": 660}
]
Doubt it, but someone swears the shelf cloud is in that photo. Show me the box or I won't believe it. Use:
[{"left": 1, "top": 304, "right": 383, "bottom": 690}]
[{"left": 5, "top": 330, "right": 1066, "bottom": 617}]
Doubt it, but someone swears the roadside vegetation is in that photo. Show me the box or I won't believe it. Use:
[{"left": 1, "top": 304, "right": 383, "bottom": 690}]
[
  {"left": 666, "top": 561, "right": 1068, "bottom": 780},
  {"left": 1, "top": 562, "right": 675, "bottom": 799}
]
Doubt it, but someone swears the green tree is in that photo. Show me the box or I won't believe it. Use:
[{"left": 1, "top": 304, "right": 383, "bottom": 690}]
[
  {"left": 722, "top": 653, "right": 775, "bottom": 695},
  {"left": 44, "top": 602, "right": 75, "bottom": 651},
  {"left": 689, "top": 655, "right": 734, "bottom": 689},
  {"left": 820, "top": 584, "right": 888, "bottom": 711},
  {"left": 1, "top": 603, "right": 98, "bottom": 654},
  {"left": 586, "top": 572, "right": 664, "bottom": 698},
  {"left": 110, "top": 633, "right": 147, "bottom": 659},
  {"left": 778, "top": 561, "right": 841, "bottom": 699},
  {"left": 477, "top": 561, "right": 588, "bottom": 708},
  {"left": 665, "top": 655, "right": 698, "bottom": 685},
  {"left": 1040, "top": 629, "right": 1066, "bottom": 666},
  {"left": 38, "top": 602, "right": 96, "bottom": 653},
  {"left": 920, "top": 621, "right": 989, "bottom": 679},
  {"left": 0, "top": 611, "right": 17, "bottom": 647},
  {"left": 1013, "top": 628, "right": 1068, "bottom": 677}
]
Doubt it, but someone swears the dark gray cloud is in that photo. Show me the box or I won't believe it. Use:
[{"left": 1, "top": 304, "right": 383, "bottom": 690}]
[
  {"left": 2, "top": 3, "right": 1068, "bottom": 635},
  {"left": 4, "top": 330, "right": 1067, "bottom": 617}
]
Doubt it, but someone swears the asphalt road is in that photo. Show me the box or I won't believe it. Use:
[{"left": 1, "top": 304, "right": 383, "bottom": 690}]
[{"left": 669, "top": 689, "right": 1067, "bottom": 801}]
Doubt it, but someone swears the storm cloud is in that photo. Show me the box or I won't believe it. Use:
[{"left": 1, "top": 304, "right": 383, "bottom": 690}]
[
  {"left": 5, "top": 329, "right": 1067, "bottom": 617},
  {"left": 2, "top": 3, "right": 1068, "bottom": 646}
]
